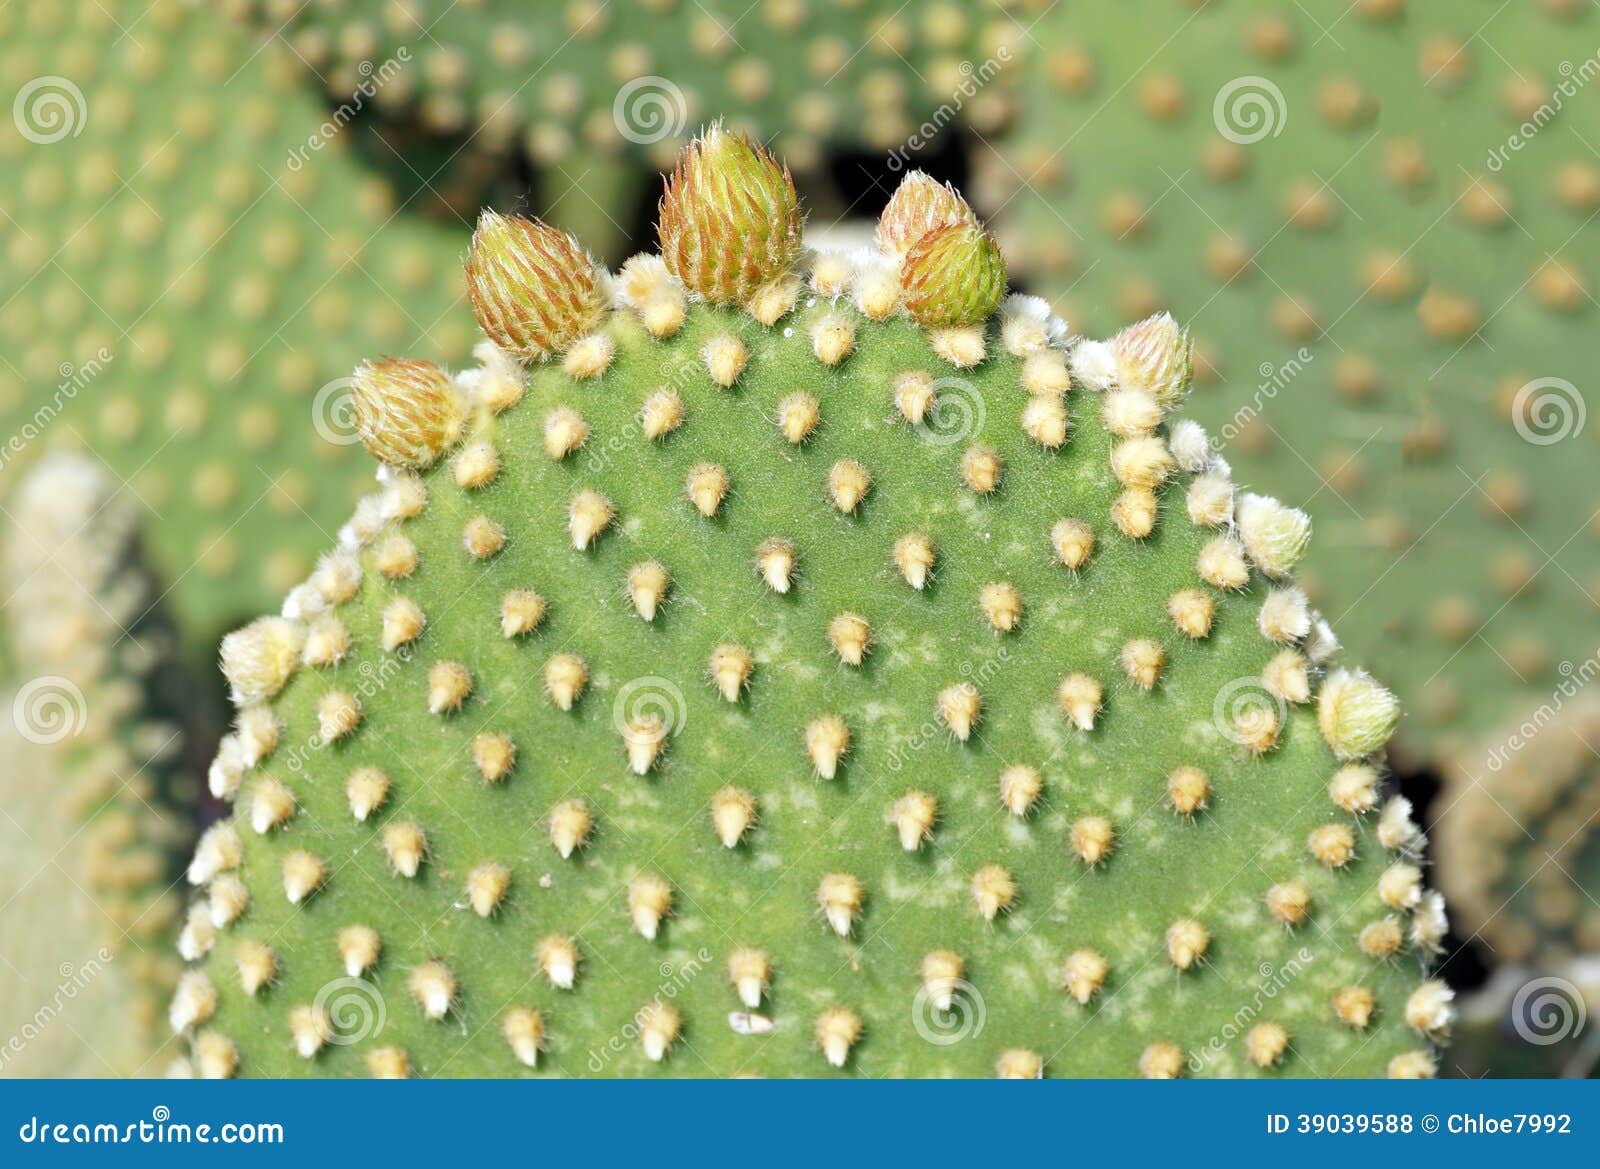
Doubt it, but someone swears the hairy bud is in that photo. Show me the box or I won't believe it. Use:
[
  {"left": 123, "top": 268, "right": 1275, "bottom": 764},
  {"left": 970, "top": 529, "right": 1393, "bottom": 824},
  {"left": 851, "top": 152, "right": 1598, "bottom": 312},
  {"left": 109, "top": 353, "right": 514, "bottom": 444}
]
[
  {"left": 465, "top": 211, "right": 608, "bottom": 360},
  {"left": 901, "top": 222, "right": 1007, "bottom": 328},
  {"left": 352, "top": 358, "right": 464, "bottom": 469},
  {"left": 658, "top": 124, "right": 802, "bottom": 306}
]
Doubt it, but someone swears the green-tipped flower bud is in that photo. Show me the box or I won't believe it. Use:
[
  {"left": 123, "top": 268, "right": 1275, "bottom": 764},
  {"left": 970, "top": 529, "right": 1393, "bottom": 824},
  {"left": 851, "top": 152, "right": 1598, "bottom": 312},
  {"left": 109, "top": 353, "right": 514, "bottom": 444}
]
[
  {"left": 351, "top": 357, "right": 464, "bottom": 469},
  {"left": 465, "top": 211, "right": 608, "bottom": 360},
  {"left": 876, "top": 171, "right": 977, "bottom": 260},
  {"left": 901, "top": 222, "right": 1007, "bottom": 328},
  {"left": 1237, "top": 492, "right": 1312, "bottom": 578},
  {"left": 658, "top": 124, "right": 802, "bottom": 306},
  {"left": 1318, "top": 668, "right": 1402, "bottom": 760}
]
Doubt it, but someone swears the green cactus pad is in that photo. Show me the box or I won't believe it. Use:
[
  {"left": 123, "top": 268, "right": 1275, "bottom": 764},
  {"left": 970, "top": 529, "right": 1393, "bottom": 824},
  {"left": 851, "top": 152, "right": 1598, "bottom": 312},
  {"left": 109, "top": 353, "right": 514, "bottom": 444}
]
[
  {"left": 0, "top": 0, "right": 475, "bottom": 663},
  {"left": 173, "top": 135, "right": 1444, "bottom": 1079},
  {"left": 228, "top": 0, "right": 1023, "bottom": 259},
  {"left": 1, "top": 455, "right": 198, "bottom": 1075},
  {"left": 985, "top": 0, "right": 1600, "bottom": 768}
]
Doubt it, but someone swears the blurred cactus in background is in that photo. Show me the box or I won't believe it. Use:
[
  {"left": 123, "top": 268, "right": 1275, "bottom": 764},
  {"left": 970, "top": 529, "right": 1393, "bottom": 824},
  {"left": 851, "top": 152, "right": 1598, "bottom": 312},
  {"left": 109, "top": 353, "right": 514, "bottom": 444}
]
[
  {"left": 1, "top": 455, "right": 198, "bottom": 1075},
  {"left": 0, "top": 0, "right": 475, "bottom": 674},
  {"left": 225, "top": 0, "right": 1024, "bottom": 259}
]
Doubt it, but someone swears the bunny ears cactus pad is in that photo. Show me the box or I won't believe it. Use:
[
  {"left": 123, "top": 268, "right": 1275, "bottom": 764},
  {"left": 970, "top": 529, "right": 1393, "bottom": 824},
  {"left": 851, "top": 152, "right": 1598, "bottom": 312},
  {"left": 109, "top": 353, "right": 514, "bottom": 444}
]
[{"left": 173, "top": 128, "right": 1444, "bottom": 1079}]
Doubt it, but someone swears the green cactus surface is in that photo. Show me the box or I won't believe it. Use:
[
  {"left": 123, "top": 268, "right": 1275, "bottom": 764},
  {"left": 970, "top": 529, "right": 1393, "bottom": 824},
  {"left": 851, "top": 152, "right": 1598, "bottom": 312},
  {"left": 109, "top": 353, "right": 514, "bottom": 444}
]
[
  {"left": 0, "top": 0, "right": 475, "bottom": 667},
  {"left": 169, "top": 131, "right": 1448, "bottom": 1079},
  {"left": 985, "top": 0, "right": 1600, "bottom": 769},
  {"left": 1, "top": 454, "right": 197, "bottom": 1075},
  {"left": 228, "top": 0, "right": 1023, "bottom": 260}
]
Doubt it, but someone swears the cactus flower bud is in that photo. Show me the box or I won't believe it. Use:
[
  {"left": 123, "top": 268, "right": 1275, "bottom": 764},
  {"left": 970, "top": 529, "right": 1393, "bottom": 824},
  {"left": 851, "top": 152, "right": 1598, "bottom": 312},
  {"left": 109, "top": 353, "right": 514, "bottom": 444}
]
[
  {"left": 876, "top": 171, "right": 977, "bottom": 259},
  {"left": 465, "top": 211, "right": 608, "bottom": 360},
  {"left": 351, "top": 357, "right": 464, "bottom": 469},
  {"left": 1318, "top": 668, "right": 1401, "bottom": 760},
  {"left": 900, "top": 221, "right": 1007, "bottom": 328},
  {"left": 1112, "top": 311, "right": 1193, "bottom": 407},
  {"left": 658, "top": 124, "right": 802, "bottom": 306}
]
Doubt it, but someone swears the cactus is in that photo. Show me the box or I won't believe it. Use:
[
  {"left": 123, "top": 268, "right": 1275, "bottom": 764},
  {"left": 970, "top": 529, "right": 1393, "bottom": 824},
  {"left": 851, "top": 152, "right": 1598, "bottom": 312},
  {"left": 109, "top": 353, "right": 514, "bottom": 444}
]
[
  {"left": 1, "top": 455, "right": 197, "bottom": 1075},
  {"left": 227, "top": 0, "right": 1023, "bottom": 261},
  {"left": 1436, "top": 695, "right": 1600, "bottom": 1077},
  {"left": 1437, "top": 694, "right": 1600, "bottom": 968},
  {"left": 983, "top": 0, "right": 1600, "bottom": 769},
  {"left": 169, "top": 129, "right": 1445, "bottom": 1079},
  {"left": 0, "top": 0, "right": 475, "bottom": 667}
]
